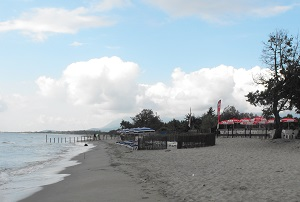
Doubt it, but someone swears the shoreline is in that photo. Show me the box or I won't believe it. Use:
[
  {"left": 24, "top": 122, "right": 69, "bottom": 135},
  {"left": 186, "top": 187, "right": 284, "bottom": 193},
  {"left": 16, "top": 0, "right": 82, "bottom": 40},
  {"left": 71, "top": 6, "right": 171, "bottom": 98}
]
[
  {"left": 20, "top": 140, "right": 167, "bottom": 202},
  {"left": 19, "top": 137, "right": 300, "bottom": 202}
]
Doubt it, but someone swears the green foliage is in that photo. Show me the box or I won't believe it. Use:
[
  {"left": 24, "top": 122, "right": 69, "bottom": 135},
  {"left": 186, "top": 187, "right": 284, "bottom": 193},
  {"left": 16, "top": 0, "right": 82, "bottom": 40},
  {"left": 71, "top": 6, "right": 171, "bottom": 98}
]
[
  {"left": 245, "top": 30, "right": 300, "bottom": 138},
  {"left": 130, "top": 109, "right": 164, "bottom": 130},
  {"left": 201, "top": 107, "right": 217, "bottom": 133},
  {"left": 165, "top": 118, "right": 191, "bottom": 133},
  {"left": 120, "top": 120, "right": 133, "bottom": 129},
  {"left": 119, "top": 106, "right": 264, "bottom": 134},
  {"left": 221, "top": 106, "right": 240, "bottom": 120}
]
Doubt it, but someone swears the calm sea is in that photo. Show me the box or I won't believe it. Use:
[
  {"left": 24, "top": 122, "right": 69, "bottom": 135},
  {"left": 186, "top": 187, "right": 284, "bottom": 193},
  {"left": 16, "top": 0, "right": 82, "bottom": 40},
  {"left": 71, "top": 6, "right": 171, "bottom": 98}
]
[{"left": 0, "top": 132, "right": 93, "bottom": 202}]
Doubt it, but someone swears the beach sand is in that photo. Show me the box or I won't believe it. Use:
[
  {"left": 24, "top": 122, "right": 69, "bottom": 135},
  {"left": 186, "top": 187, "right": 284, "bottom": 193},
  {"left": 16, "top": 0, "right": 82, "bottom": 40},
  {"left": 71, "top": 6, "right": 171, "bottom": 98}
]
[
  {"left": 20, "top": 141, "right": 167, "bottom": 202},
  {"left": 21, "top": 137, "right": 300, "bottom": 202}
]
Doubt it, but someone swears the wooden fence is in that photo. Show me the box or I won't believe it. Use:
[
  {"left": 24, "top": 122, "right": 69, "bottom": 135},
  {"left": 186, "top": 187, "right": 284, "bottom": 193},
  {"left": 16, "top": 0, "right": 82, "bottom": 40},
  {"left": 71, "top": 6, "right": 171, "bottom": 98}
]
[
  {"left": 45, "top": 134, "right": 117, "bottom": 143},
  {"left": 137, "top": 135, "right": 168, "bottom": 150},
  {"left": 177, "top": 133, "right": 215, "bottom": 149}
]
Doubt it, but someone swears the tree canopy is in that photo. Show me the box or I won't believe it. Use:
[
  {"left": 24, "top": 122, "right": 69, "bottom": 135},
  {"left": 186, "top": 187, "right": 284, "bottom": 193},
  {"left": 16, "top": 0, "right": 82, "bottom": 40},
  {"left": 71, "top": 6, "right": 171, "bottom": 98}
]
[
  {"left": 119, "top": 109, "right": 164, "bottom": 131},
  {"left": 246, "top": 30, "right": 300, "bottom": 138}
]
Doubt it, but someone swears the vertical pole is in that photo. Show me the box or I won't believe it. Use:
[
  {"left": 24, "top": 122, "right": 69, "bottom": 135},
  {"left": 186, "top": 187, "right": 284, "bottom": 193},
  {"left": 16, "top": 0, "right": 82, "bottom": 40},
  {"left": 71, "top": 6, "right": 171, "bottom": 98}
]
[{"left": 46, "top": 135, "right": 47, "bottom": 143}]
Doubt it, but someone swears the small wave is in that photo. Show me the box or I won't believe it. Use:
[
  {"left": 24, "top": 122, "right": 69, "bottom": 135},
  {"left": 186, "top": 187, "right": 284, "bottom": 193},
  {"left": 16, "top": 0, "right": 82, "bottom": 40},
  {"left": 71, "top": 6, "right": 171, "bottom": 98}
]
[
  {"left": 1, "top": 141, "right": 15, "bottom": 145},
  {"left": 0, "top": 171, "right": 10, "bottom": 186},
  {"left": 10, "top": 156, "right": 63, "bottom": 177}
]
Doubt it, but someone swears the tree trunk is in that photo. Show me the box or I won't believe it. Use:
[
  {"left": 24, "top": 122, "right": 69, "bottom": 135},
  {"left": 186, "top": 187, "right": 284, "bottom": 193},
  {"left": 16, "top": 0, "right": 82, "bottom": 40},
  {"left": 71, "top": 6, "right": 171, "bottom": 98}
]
[{"left": 273, "top": 108, "right": 282, "bottom": 139}]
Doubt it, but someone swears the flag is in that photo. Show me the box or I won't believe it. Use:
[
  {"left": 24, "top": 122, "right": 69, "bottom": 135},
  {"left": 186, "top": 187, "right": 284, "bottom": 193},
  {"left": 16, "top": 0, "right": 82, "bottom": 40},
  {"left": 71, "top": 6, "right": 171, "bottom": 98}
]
[
  {"left": 217, "top": 100, "right": 221, "bottom": 122},
  {"left": 217, "top": 100, "right": 221, "bottom": 129}
]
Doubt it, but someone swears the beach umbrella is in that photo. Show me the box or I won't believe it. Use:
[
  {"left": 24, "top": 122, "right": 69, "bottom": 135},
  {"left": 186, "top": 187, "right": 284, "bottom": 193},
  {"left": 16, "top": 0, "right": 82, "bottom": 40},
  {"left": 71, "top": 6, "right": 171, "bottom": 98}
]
[
  {"left": 133, "top": 127, "right": 155, "bottom": 133},
  {"left": 226, "top": 118, "right": 241, "bottom": 130},
  {"left": 281, "top": 117, "right": 298, "bottom": 122},
  {"left": 226, "top": 118, "right": 241, "bottom": 124},
  {"left": 267, "top": 118, "right": 275, "bottom": 124},
  {"left": 240, "top": 118, "right": 251, "bottom": 125},
  {"left": 281, "top": 118, "right": 298, "bottom": 129},
  {"left": 251, "top": 116, "right": 267, "bottom": 126},
  {"left": 219, "top": 120, "right": 229, "bottom": 125},
  {"left": 252, "top": 116, "right": 267, "bottom": 123},
  {"left": 240, "top": 118, "right": 254, "bottom": 131},
  {"left": 219, "top": 120, "right": 233, "bottom": 130}
]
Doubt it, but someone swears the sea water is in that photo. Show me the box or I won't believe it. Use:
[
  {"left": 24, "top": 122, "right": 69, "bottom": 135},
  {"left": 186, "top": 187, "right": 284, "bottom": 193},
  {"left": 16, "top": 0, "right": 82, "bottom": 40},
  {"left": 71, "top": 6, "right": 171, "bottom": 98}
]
[{"left": 0, "top": 132, "right": 94, "bottom": 202}]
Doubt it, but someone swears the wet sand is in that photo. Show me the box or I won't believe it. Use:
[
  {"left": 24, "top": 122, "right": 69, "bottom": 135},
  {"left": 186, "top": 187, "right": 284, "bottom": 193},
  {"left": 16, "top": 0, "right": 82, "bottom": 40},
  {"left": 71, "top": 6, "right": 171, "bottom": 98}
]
[{"left": 20, "top": 141, "right": 167, "bottom": 202}]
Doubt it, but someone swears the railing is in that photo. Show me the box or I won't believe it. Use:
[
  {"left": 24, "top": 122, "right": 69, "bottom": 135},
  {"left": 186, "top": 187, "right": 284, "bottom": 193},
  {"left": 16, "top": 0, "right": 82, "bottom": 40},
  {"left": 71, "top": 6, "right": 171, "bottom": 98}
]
[{"left": 217, "top": 129, "right": 270, "bottom": 138}]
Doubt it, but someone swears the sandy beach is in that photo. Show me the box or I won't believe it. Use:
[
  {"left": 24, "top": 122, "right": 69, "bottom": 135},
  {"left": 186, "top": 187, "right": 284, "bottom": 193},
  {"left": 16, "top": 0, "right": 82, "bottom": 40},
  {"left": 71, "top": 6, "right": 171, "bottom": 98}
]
[
  {"left": 21, "top": 137, "right": 300, "bottom": 202},
  {"left": 20, "top": 140, "right": 167, "bottom": 202}
]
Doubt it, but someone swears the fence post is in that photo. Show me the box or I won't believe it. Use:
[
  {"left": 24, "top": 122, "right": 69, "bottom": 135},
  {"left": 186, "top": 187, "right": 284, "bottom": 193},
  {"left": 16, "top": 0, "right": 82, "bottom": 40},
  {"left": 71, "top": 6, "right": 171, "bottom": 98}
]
[
  {"left": 138, "top": 138, "right": 141, "bottom": 150},
  {"left": 165, "top": 136, "right": 168, "bottom": 149}
]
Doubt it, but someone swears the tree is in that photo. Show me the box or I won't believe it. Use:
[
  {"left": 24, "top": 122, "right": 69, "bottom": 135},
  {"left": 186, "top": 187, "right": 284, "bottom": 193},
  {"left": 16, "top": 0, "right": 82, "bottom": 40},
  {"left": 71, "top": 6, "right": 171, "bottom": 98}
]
[
  {"left": 285, "top": 49, "right": 300, "bottom": 113},
  {"left": 246, "top": 30, "right": 300, "bottom": 139},
  {"left": 120, "top": 120, "right": 133, "bottom": 129},
  {"left": 184, "top": 112, "right": 195, "bottom": 130},
  {"left": 131, "top": 109, "right": 164, "bottom": 130},
  {"left": 165, "top": 118, "right": 186, "bottom": 133},
  {"left": 201, "top": 107, "right": 217, "bottom": 133},
  {"left": 221, "top": 105, "right": 240, "bottom": 120},
  {"left": 193, "top": 116, "right": 202, "bottom": 131}
]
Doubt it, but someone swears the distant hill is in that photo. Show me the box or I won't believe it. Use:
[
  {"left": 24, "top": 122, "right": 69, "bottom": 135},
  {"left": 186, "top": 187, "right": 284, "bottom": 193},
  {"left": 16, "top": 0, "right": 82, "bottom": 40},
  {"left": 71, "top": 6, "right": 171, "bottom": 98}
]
[{"left": 94, "top": 118, "right": 128, "bottom": 132}]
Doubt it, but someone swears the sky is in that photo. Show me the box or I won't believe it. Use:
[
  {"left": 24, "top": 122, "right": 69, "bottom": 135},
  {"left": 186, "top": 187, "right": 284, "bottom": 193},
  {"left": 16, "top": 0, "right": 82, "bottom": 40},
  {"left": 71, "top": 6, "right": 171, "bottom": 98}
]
[{"left": 0, "top": 0, "right": 300, "bottom": 132}]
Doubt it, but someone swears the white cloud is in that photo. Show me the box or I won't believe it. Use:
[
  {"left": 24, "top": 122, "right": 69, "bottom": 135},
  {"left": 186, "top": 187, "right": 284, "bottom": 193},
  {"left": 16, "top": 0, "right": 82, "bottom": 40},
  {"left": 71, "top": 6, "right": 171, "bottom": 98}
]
[
  {"left": 252, "top": 5, "right": 292, "bottom": 17},
  {"left": 144, "top": 0, "right": 295, "bottom": 23},
  {"left": 137, "top": 65, "right": 264, "bottom": 118},
  {"left": 0, "top": 56, "right": 270, "bottom": 131},
  {"left": 37, "top": 56, "right": 140, "bottom": 109},
  {"left": 0, "top": 0, "right": 134, "bottom": 41},
  {"left": 70, "top": 41, "right": 85, "bottom": 47},
  {"left": 92, "top": 0, "right": 132, "bottom": 12},
  {"left": 0, "top": 7, "right": 114, "bottom": 41},
  {"left": 0, "top": 97, "right": 8, "bottom": 112}
]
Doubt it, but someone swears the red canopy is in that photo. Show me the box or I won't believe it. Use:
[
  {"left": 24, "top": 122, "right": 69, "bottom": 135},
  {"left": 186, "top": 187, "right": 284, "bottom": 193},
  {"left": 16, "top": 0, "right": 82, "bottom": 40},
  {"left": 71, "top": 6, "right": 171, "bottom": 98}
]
[
  {"left": 227, "top": 118, "right": 241, "bottom": 124},
  {"left": 281, "top": 118, "right": 298, "bottom": 123},
  {"left": 267, "top": 118, "right": 275, "bottom": 124},
  {"left": 219, "top": 120, "right": 230, "bottom": 125},
  {"left": 251, "top": 116, "right": 267, "bottom": 124}
]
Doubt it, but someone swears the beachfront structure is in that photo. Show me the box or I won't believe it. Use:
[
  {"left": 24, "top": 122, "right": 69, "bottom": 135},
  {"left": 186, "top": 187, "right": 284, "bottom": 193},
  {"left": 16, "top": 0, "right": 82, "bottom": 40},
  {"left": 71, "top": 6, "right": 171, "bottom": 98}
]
[{"left": 218, "top": 117, "right": 299, "bottom": 139}]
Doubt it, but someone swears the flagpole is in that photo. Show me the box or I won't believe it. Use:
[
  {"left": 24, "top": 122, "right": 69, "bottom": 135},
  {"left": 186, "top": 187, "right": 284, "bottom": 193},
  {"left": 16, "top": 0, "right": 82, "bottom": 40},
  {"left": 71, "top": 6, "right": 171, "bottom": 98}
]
[{"left": 188, "top": 107, "right": 192, "bottom": 129}]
